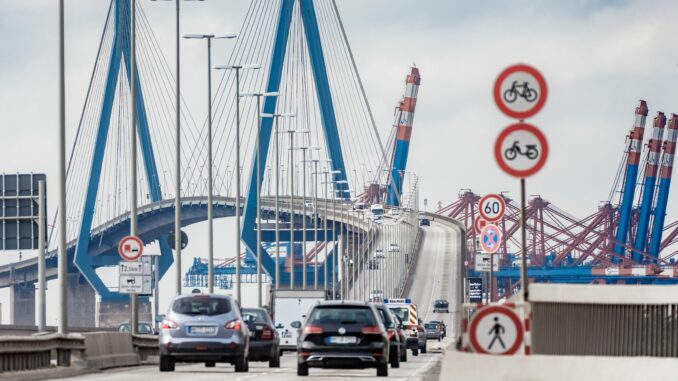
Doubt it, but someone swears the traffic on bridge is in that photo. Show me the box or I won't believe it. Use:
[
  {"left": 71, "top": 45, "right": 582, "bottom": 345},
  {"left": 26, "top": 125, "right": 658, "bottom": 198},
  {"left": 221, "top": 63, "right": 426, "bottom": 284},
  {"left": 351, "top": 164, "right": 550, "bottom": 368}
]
[{"left": 2, "top": 1, "right": 678, "bottom": 381}]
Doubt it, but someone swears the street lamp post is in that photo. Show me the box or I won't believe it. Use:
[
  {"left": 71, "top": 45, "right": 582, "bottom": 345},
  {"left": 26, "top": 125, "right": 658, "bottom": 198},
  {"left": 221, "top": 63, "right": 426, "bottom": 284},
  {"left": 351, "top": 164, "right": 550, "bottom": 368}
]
[
  {"left": 130, "top": 0, "right": 139, "bottom": 334},
  {"left": 183, "top": 32, "right": 237, "bottom": 294},
  {"left": 214, "top": 63, "right": 261, "bottom": 302},
  {"left": 57, "top": 0, "right": 68, "bottom": 335},
  {"left": 242, "top": 92, "right": 278, "bottom": 307},
  {"left": 309, "top": 158, "right": 321, "bottom": 289},
  {"left": 261, "top": 113, "right": 295, "bottom": 290}
]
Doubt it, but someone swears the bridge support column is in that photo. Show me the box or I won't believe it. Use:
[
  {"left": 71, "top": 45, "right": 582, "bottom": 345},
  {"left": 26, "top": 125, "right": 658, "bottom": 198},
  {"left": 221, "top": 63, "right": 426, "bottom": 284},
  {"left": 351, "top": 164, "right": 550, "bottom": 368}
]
[
  {"left": 97, "top": 298, "right": 151, "bottom": 328},
  {"left": 9, "top": 282, "right": 35, "bottom": 325},
  {"left": 67, "top": 273, "right": 96, "bottom": 327}
]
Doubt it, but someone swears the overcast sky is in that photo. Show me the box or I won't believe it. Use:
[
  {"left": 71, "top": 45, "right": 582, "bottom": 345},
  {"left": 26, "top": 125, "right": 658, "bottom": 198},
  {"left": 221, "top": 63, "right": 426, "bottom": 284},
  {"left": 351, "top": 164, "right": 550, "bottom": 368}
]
[{"left": 2, "top": 0, "right": 678, "bottom": 323}]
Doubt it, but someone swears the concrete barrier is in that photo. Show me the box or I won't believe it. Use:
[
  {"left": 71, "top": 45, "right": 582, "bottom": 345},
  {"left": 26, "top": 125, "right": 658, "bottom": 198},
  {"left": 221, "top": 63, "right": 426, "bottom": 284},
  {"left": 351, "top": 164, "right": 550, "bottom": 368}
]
[
  {"left": 440, "top": 349, "right": 678, "bottom": 381},
  {"left": 83, "top": 332, "right": 139, "bottom": 369}
]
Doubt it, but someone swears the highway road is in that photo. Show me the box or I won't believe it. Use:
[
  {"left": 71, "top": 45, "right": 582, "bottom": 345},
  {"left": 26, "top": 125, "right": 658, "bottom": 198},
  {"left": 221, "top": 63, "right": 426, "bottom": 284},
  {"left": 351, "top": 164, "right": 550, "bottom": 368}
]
[{"left": 49, "top": 219, "right": 462, "bottom": 381}]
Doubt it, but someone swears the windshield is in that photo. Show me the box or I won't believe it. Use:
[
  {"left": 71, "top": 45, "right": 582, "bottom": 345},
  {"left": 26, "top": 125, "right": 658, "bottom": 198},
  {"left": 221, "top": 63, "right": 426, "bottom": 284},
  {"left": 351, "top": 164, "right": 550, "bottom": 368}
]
[
  {"left": 242, "top": 309, "right": 268, "bottom": 323},
  {"left": 389, "top": 307, "right": 409, "bottom": 323},
  {"left": 308, "top": 306, "right": 377, "bottom": 325},
  {"left": 171, "top": 296, "right": 232, "bottom": 316}
]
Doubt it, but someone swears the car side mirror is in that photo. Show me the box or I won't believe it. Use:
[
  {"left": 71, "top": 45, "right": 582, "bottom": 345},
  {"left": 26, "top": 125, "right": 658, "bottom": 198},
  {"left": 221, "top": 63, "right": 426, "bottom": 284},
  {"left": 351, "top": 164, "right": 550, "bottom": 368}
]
[
  {"left": 291, "top": 321, "right": 302, "bottom": 329},
  {"left": 155, "top": 314, "right": 166, "bottom": 323}
]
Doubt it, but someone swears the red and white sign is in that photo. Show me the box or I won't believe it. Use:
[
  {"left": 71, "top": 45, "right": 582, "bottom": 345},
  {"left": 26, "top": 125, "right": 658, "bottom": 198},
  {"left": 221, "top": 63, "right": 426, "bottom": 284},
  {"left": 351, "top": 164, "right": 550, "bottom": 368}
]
[
  {"left": 479, "top": 194, "right": 506, "bottom": 222},
  {"left": 118, "top": 235, "right": 144, "bottom": 262},
  {"left": 469, "top": 304, "right": 523, "bottom": 355},
  {"left": 494, "top": 64, "right": 547, "bottom": 120},
  {"left": 479, "top": 224, "right": 502, "bottom": 254},
  {"left": 495, "top": 123, "right": 548, "bottom": 178},
  {"left": 474, "top": 217, "right": 488, "bottom": 234}
]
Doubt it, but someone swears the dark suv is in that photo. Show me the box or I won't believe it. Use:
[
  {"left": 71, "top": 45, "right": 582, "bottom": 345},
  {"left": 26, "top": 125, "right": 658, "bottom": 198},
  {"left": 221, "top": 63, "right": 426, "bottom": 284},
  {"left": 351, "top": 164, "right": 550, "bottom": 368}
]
[
  {"left": 242, "top": 308, "right": 281, "bottom": 367},
  {"left": 293, "top": 301, "right": 389, "bottom": 377}
]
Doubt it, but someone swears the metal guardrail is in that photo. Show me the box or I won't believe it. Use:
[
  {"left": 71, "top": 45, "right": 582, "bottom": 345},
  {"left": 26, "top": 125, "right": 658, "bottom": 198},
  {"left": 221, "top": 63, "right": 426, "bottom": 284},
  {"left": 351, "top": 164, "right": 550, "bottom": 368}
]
[
  {"left": 0, "top": 333, "right": 85, "bottom": 372},
  {"left": 0, "top": 325, "right": 116, "bottom": 336},
  {"left": 530, "top": 284, "right": 678, "bottom": 357},
  {"left": 132, "top": 334, "right": 158, "bottom": 362}
]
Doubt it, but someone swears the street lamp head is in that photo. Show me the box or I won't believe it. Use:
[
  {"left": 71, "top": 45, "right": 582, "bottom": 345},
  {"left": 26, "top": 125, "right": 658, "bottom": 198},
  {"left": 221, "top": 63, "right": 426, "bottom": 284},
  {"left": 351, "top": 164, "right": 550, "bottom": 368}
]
[
  {"left": 182, "top": 33, "right": 213, "bottom": 39},
  {"left": 214, "top": 63, "right": 261, "bottom": 70},
  {"left": 215, "top": 33, "right": 238, "bottom": 39}
]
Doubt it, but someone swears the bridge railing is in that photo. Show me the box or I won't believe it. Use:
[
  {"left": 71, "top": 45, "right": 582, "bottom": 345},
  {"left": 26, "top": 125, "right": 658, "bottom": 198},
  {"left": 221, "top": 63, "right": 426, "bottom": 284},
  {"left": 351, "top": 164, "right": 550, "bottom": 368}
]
[
  {"left": 0, "top": 333, "right": 85, "bottom": 372},
  {"left": 531, "top": 283, "right": 678, "bottom": 357}
]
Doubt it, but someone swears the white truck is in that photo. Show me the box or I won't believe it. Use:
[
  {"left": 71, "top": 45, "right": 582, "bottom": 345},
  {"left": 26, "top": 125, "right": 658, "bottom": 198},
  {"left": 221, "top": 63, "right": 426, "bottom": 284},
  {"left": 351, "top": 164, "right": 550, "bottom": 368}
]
[{"left": 271, "top": 289, "right": 327, "bottom": 351}]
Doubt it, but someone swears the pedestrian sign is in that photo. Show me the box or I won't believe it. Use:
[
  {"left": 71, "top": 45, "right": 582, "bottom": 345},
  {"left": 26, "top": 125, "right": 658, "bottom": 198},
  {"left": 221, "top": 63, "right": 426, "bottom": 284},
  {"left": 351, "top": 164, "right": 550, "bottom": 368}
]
[
  {"left": 479, "top": 224, "right": 502, "bottom": 254},
  {"left": 469, "top": 305, "right": 523, "bottom": 355},
  {"left": 494, "top": 64, "right": 547, "bottom": 120},
  {"left": 495, "top": 122, "right": 549, "bottom": 178}
]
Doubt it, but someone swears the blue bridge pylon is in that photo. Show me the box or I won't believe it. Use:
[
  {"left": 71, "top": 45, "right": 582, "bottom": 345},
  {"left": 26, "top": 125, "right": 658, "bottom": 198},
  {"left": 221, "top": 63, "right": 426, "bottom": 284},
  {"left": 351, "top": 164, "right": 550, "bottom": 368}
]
[
  {"left": 240, "top": 0, "right": 350, "bottom": 287},
  {"left": 73, "top": 0, "right": 173, "bottom": 301}
]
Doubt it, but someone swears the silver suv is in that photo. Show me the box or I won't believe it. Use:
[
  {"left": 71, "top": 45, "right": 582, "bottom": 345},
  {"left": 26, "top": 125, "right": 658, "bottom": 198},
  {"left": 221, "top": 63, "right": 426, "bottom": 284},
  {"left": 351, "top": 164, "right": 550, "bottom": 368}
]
[{"left": 159, "top": 294, "right": 249, "bottom": 372}]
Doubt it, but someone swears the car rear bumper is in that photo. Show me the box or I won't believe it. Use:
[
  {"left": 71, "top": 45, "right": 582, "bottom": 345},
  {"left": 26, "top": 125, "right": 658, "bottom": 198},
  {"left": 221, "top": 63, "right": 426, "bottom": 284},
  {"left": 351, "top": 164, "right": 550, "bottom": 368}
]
[
  {"left": 159, "top": 337, "right": 246, "bottom": 361},
  {"left": 300, "top": 352, "right": 387, "bottom": 369},
  {"left": 249, "top": 340, "right": 277, "bottom": 360}
]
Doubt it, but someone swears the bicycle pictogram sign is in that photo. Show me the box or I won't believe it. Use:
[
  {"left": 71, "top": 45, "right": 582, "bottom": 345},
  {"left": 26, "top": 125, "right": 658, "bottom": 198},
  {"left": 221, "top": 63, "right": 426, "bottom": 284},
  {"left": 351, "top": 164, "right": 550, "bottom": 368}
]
[
  {"left": 495, "top": 123, "right": 549, "bottom": 178},
  {"left": 494, "top": 64, "right": 547, "bottom": 120}
]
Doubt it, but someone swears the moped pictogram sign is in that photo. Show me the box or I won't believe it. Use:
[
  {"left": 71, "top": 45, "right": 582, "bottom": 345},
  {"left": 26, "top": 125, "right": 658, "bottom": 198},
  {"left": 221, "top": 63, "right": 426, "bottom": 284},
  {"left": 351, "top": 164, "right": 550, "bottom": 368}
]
[
  {"left": 495, "top": 123, "right": 549, "bottom": 178},
  {"left": 494, "top": 64, "right": 547, "bottom": 119}
]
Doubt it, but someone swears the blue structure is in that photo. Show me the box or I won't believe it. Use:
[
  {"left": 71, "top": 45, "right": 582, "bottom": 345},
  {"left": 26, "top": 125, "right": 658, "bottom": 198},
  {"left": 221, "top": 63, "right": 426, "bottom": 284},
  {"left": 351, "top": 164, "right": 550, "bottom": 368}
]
[
  {"left": 73, "top": 0, "right": 172, "bottom": 301},
  {"left": 649, "top": 114, "right": 678, "bottom": 259},
  {"left": 633, "top": 112, "right": 666, "bottom": 262},
  {"left": 240, "top": 0, "right": 350, "bottom": 286},
  {"left": 613, "top": 101, "right": 647, "bottom": 262}
]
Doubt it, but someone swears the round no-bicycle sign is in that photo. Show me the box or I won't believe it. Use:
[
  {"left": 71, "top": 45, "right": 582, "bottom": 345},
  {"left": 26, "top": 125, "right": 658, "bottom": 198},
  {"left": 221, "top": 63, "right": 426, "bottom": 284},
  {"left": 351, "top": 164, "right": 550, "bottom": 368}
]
[
  {"left": 480, "top": 224, "right": 502, "bottom": 254},
  {"left": 469, "top": 305, "right": 523, "bottom": 355},
  {"left": 495, "top": 123, "right": 548, "bottom": 178},
  {"left": 118, "top": 235, "right": 144, "bottom": 262},
  {"left": 494, "top": 64, "right": 547, "bottom": 120},
  {"left": 479, "top": 194, "right": 506, "bottom": 222}
]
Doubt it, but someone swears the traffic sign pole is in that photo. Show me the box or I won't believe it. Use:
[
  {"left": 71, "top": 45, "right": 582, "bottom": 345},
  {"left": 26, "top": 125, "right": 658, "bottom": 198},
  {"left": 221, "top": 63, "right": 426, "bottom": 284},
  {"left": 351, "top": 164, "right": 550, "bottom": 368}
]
[{"left": 520, "top": 178, "right": 528, "bottom": 301}]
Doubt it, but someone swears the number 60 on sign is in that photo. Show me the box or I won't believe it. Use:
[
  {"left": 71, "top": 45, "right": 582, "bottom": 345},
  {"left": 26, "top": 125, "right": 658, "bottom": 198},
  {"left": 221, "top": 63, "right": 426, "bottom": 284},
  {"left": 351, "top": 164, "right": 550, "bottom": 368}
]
[{"left": 479, "top": 194, "right": 506, "bottom": 222}]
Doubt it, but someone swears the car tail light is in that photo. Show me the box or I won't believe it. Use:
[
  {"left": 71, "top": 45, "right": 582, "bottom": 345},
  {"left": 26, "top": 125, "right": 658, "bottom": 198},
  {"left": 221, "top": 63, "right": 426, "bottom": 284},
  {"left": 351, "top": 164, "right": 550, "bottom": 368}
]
[
  {"left": 225, "top": 319, "right": 242, "bottom": 331},
  {"left": 361, "top": 326, "right": 381, "bottom": 334},
  {"left": 261, "top": 325, "right": 274, "bottom": 340},
  {"left": 302, "top": 325, "right": 323, "bottom": 334},
  {"left": 161, "top": 319, "right": 178, "bottom": 330},
  {"left": 387, "top": 328, "right": 396, "bottom": 340}
]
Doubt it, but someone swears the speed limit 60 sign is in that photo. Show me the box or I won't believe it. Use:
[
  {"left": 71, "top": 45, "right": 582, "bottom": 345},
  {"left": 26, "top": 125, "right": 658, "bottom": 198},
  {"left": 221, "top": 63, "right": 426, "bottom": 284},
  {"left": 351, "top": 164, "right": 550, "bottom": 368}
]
[{"left": 479, "top": 194, "right": 506, "bottom": 222}]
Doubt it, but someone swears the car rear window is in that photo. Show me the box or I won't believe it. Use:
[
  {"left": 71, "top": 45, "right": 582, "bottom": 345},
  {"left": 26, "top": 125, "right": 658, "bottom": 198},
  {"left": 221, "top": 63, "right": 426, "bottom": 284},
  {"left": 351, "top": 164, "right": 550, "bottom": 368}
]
[
  {"left": 308, "top": 306, "right": 377, "bottom": 326},
  {"left": 376, "top": 308, "right": 395, "bottom": 328},
  {"left": 242, "top": 309, "right": 268, "bottom": 323},
  {"left": 171, "top": 296, "right": 232, "bottom": 316},
  {"left": 425, "top": 323, "right": 438, "bottom": 329}
]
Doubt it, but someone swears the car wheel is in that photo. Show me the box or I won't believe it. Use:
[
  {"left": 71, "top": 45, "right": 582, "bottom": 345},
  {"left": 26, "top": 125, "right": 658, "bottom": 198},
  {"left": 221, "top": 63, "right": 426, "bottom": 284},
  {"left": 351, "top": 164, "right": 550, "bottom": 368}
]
[
  {"left": 412, "top": 347, "right": 419, "bottom": 356},
  {"left": 269, "top": 350, "right": 281, "bottom": 368},
  {"left": 390, "top": 348, "right": 400, "bottom": 368},
  {"left": 234, "top": 354, "right": 249, "bottom": 373},
  {"left": 297, "top": 362, "right": 309, "bottom": 376},
  {"left": 401, "top": 346, "right": 408, "bottom": 362},
  {"left": 159, "top": 355, "right": 175, "bottom": 372},
  {"left": 205, "top": 361, "right": 215, "bottom": 368},
  {"left": 377, "top": 362, "right": 388, "bottom": 377},
  {"left": 422, "top": 342, "right": 427, "bottom": 354}
]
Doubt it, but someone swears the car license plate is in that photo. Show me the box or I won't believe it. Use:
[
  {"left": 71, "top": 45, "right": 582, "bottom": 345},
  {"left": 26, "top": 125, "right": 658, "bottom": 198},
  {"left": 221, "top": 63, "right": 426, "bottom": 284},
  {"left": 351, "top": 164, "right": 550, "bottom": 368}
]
[
  {"left": 189, "top": 326, "right": 216, "bottom": 335},
  {"left": 329, "top": 336, "right": 357, "bottom": 344},
  {"left": 282, "top": 331, "right": 292, "bottom": 338}
]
